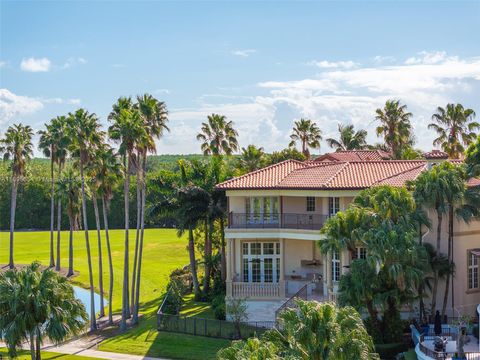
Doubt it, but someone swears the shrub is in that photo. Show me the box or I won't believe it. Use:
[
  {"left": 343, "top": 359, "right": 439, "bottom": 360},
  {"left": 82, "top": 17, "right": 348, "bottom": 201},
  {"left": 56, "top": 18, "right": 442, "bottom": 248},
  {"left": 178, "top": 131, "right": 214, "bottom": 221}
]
[{"left": 374, "top": 343, "right": 408, "bottom": 360}]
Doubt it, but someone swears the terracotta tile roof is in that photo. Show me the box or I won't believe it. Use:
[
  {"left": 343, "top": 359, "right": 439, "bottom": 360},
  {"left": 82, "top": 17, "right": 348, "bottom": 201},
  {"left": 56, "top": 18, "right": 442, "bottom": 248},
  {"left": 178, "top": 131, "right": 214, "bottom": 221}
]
[
  {"left": 314, "top": 150, "right": 391, "bottom": 162},
  {"left": 423, "top": 150, "right": 449, "bottom": 159},
  {"left": 467, "top": 177, "right": 480, "bottom": 188}
]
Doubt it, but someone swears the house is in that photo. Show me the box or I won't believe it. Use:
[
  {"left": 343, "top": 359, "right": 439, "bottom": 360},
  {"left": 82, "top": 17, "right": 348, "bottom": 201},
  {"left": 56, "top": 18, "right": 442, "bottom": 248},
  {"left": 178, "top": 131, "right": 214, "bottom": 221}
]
[{"left": 216, "top": 150, "right": 480, "bottom": 322}]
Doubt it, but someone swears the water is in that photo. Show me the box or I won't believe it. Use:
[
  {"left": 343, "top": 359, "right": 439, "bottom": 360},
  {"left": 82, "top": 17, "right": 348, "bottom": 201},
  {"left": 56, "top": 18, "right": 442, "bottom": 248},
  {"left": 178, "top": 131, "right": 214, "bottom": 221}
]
[{"left": 73, "top": 286, "right": 108, "bottom": 315}]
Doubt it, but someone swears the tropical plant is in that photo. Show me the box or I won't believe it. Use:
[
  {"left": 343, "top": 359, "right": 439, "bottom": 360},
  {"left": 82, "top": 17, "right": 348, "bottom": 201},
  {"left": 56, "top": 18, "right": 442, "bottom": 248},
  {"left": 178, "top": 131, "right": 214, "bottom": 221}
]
[
  {"left": 267, "top": 147, "right": 306, "bottom": 165},
  {"left": 217, "top": 337, "right": 280, "bottom": 360},
  {"left": 131, "top": 93, "right": 169, "bottom": 324},
  {"left": 67, "top": 108, "right": 104, "bottom": 331},
  {"left": 0, "top": 262, "right": 87, "bottom": 360},
  {"left": 197, "top": 113, "right": 239, "bottom": 156},
  {"left": 429, "top": 103, "right": 478, "bottom": 159},
  {"left": 226, "top": 298, "right": 248, "bottom": 339},
  {"left": 108, "top": 100, "right": 146, "bottom": 330},
  {"left": 237, "top": 144, "right": 266, "bottom": 173},
  {"left": 0, "top": 123, "right": 34, "bottom": 269},
  {"left": 56, "top": 166, "right": 82, "bottom": 277},
  {"left": 266, "top": 300, "right": 379, "bottom": 360},
  {"left": 326, "top": 124, "right": 368, "bottom": 151},
  {"left": 375, "top": 100, "right": 412, "bottom": 159},
  {"left": 289, "top": 118, "right": 322, "bottom": 159}
]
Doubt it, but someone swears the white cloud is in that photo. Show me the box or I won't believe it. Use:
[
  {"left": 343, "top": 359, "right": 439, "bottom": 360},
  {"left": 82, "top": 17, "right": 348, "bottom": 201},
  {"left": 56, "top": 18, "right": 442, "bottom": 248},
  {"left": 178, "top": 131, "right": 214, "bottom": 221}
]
[
  {"left": 154, "top": 89, "right": 170, "bottom": 95},
  {"left": 20, "top": 57, "right": 51, "bottom": 72},
  {"left": 42, "top": 97, "right": 81, "bottom": 105},
  {"left": 231, "top": 49, "right": 256, "bottom": 58},
  {"left": 307, "top": 60, "right": 358, "bottom": 69},
  {"left": 63, "top": 57, "right": 87, "bottom": 69},
  {"left": 0, "top": 89, "right": 44, "bottom": 125},
  {"left": 404, "top": 50, "right": 453, "bottom": 65},
  {"left": 373, "top": 55, "right": 396, "bottom": 64},
  {"left": 0, "top": 61, "right": 6, "bottom": 68}
]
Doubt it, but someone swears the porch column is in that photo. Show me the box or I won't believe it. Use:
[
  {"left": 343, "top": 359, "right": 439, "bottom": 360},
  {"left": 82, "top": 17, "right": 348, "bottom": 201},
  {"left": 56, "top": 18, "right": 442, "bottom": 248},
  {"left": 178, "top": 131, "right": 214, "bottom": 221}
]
[
  {"left": 325, "top": 252, "right": 332, "bottom": 296},
  {"left": 279, "top": 238, "right": 286, "bottom": 297},
  {"left": 341, "top": 250, "right": 349, "bottom": 275},
  {"left": 226, "top": 238, "right": 234, "bottom": 297}
]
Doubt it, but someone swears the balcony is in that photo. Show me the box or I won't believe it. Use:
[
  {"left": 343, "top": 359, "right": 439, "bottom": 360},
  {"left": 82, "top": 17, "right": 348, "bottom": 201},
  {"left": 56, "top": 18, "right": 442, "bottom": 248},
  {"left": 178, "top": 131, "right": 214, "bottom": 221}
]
[
  {"left": 228, "top": 213, "right": 328, "bottom": 230},
  {"left": 231, "top": 282, "right": 283, "bottom": 298}
]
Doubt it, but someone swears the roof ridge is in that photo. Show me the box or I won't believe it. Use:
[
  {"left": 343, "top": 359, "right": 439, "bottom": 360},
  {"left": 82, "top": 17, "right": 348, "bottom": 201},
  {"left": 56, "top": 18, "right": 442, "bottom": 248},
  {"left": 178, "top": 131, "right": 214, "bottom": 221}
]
[
  {"left": 371, "top": 163, "right": 427, "bottom": 186},
  {"left": 322, "top": 162, "right": 350, "bottom": 187}
]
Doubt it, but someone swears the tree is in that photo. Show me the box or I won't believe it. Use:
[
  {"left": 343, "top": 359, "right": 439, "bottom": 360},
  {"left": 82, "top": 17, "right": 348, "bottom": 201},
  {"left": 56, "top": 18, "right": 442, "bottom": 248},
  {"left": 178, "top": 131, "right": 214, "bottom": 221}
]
[
  {"left": 266, "top": 147, "right": 306, "bottom": 165},
  {"left": 0, "top": 262, "right": 87, "bottom": 360},
  {"left": 196, "top": 113, "right": 238, "bottom": 156},
  {"left": 67, "top": 108, "right": 104, "bottom": 331},
  {"left": 108, "top": 100, "right": 146, "bottom": 330},
  {"left": 0, "top": 123, "right": 34, "bottom": 269},
  {"left": 237, "top": 145, "right": 266, "bottom": 174},
  {"left": 217, "top": 337, "right": 280, "bottom": 360},
  {"left": 375, "top": 100, "right": 412, "bottom": 159},
  {"left": 289, "top": 118, "right": 322, "bottom": 159},
  {"left": 131, "top": 94, "right": 169, "bottom": 324},
  {"left": 56, "top": 166, "right": 82, "bottom": 277},
  {"left": 266, "top": 300, "right": 379, "bottom": 360},
  {"left": 429, "top": 103, "right": 478, "bottom": 159},
  {"left": 326, "top": 124, "right": 368, "bottom": 151},
  {"left": 95, "top": 145, "right": 122, "bottom": 324}
]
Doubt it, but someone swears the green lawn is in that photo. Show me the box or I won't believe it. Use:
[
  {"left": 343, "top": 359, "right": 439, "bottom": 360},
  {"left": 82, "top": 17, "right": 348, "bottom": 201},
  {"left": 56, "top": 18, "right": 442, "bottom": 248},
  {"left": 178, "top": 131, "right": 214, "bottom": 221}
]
[
  {"left": 0, "top": 348, "right": 100, "bottom": 359},
  {"left": 0, "top": 229, "right": 230, "bottom": 360}
]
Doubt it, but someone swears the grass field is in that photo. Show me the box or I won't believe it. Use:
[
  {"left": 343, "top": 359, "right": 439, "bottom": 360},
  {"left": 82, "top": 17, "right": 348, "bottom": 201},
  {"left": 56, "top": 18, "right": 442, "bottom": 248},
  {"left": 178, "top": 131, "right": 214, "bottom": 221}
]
[
  {"left": 0, "top": 229, "right": 230, "bottom": 359},
  {"left": 0, "top": 348, "right": 100, "bottom": 359}
]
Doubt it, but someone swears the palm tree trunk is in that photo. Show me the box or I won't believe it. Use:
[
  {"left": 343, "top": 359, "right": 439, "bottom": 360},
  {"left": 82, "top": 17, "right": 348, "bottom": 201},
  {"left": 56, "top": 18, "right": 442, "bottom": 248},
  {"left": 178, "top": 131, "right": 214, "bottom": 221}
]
[
  {"left": 203, "top": 218, "right": 213, "bottom": 294},
  {"left": 56, "top": 164, "right": 62, "bottom": 271},
  {"left": 441, "top": 206, "right": 454, "bottom": 318},
  {"left": 49, "top": 154, "right": 55, "bottom": 268},
  {"left": 189, "top": 226, "right": 200, "bottom": 296},
  {"left": 93, "top": 194, "right": 105, "bottom": 318},
  {"left": 9, "top": 177, "right": 18, "bottom": 269},
  {"left": 35, "top": 329, "right": 41, "bottom": 360},
  {"left": 30, "top": 332, "right": 36, "bottom": 360},
  {"left": 133, "top": 153, "right": 147, "bottom": 324},
  {"left": 220, "top": 216, "right": 226, "bottom": 282},
  {"left": 430, "top": 209, "right": 443, "bottom": 314},
  {"left": 102, "top": 196, "right": 114, "bottom": 325},
  {"left": 67, "top": 218, "right": 74, "bottom": 277},
  {"left": 80, "top": 162, "right": 97, "bottom": 331},
  {"left": 131, "top": 151, "right": 142, "bottom": 314},
  {"left": 431, "top": 273, "right": 438, "bottom": 317},
  {"left": 121, "top": 155, "right": 131, "bottom": 331}
]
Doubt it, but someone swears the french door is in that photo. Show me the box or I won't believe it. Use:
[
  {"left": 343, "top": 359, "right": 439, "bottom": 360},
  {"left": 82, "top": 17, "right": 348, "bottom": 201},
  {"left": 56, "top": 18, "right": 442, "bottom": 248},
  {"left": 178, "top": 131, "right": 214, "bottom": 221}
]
[{"left": 242, "top": 242, "right": 281, "bottom": 283}]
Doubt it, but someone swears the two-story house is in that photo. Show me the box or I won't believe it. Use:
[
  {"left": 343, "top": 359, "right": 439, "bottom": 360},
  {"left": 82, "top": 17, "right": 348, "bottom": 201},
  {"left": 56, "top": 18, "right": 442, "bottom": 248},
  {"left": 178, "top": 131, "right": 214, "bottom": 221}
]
[{"left": 216, "top": 150, "right": 480, "bottom": 322}]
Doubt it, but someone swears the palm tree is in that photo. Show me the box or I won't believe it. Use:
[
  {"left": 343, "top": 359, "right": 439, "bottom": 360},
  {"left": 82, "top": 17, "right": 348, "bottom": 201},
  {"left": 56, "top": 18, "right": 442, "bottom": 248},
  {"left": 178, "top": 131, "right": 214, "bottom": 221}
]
[
  {"left": 238, "top": 145, "right": 266, "bottom": 173},
  {"left": 131, "top": 94, "right": 169, "bottom": 324},
  {"left": 326, "top": 124, "right": 368, "bottom": 151},
  {"left": 108, "top": 100, "right": 146, "bottom": 330},
  {"left": 0, "top": 262, "right": 87, "bottom": 360},
  {"left": 289, "top": 118, "right": 322, "bottom": 159},
  {"left": 266, "top": 300, "right": 379, "bottom": 360},
  {"left": 67, "top": 108, "right": 103, "bottom": 331},
  {"left": 96, "top": 146, "right": 122, "bottom": 324},
  {"left": 0, "top": 124, "right": 34, "bottom": 269},
  {"left": 56, "top": 166, "right": 82, "bottom": 277},
  {"left": 196, "top": 113, "right": 239, "bottom": 156},
  {"left": 429, "top": 103, "right": 478, "bottom": 159},
  {"left": 375, "top": 100, "right": 412, "bottom": 159}
]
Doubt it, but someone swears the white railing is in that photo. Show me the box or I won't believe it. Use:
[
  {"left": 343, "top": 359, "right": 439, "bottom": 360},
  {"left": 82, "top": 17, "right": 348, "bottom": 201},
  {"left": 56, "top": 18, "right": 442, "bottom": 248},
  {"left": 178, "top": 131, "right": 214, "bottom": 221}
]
[
  {"left": 328, "top": 290, "right": 338, "bottom": 302},
  {"left": 232, "top": 282, "right": 281, "bottom": 298}
]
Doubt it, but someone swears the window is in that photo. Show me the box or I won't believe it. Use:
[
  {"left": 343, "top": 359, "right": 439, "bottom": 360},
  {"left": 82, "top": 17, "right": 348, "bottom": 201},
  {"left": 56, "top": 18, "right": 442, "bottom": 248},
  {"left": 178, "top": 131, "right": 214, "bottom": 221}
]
[
  {"left": 329, "top": 197, "right": 340, "bottom": 216},
  {"left": 352, "top": 247, "right": 367, "bottom": 260},
  {"left": 468, "top": 251, "right": 479, "bottom": 290},
  {"left": 306, "top": 197, "right": 316, "bottom": 212},
  {"left": 242, "top": 242, "right": 281, "bottom": 283},
  {"left": 245, "top": 197, "right": 279, "bottom": 224},
  {"left": 332, "top": 250, "right": 340, "bottom": 282}
]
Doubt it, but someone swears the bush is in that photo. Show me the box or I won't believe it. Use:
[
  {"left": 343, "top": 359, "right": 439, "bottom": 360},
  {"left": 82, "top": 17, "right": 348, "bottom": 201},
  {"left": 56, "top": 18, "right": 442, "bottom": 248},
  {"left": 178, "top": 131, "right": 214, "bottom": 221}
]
[
  {"left": 212, "top": 295, "right": 226, "bottom": 320},
  {"left": 364, "top": 317, "right": 383, "bottom": 343},
  {"left": 383, "top": 308, "right": 403, "bottom": 343},
  {"left": 374, "top": 343, "right": 408, "bottom": 360},
  {"left": 162, "top": 267, "right": 191, "bottom": 315}
]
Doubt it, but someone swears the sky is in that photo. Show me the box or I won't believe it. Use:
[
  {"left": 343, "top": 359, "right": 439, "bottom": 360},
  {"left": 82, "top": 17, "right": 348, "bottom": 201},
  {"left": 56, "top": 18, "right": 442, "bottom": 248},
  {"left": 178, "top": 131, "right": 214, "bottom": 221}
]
[{"left": 1, "top": 0, "right": 480, "bottom": 156}]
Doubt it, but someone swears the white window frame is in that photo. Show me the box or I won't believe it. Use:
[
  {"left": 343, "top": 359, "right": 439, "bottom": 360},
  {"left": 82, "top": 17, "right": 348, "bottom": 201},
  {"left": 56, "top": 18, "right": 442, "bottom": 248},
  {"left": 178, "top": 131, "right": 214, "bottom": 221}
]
[
  {"left": 242, "top": 242, "right": 281, "bottom": 283},
  {"left": 329, "top": 197, "right": 340, "bottom": 216},
  {"left": 306, "top": 196, "right": 316, "bottom": 212},
  {"left": 353, "top": 247, "right": 367, "bottom": 260},
  {"left": 468, "top": 251, "right": 479, "bottom": 290},
  {"left": 332, "top": 250, "right": 340, "bottom": 283}
]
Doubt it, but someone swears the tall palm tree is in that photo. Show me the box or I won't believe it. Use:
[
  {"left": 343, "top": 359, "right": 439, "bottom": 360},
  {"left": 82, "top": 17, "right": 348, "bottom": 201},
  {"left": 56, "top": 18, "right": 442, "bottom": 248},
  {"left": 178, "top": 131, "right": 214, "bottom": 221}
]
[
  {"left": 0, "top": 262, "right": 87, "bottom": 360},
  {"left": 67, "top": 108, "right": 103, "bottom": 331},
  {"left": 96, "top": 146, "right": 122, "bottom": 324},
  {"left": 289, "top": 118, "right": 322, "bottom": 159},
  {"left": 0, "top": 124, "right": 34, "bottom": 269},
  {"left": 326, "top": 124, "right": 368, "bottom": 151},
  {"left": 238, "top": 145, "right": 265, "bottom": 173},
  {"left": 131, "top": 94, "right": 169, "bottom": 324},
  {"left": 56, "top": 166, "right": 82, "bottom": 277},
  {"left": 375, "top": 100, "right": 412, "bottom": 159},
  {"left": 429, "top": 103, "right": 478, "bottom": 159},
  {"left": 196, "top": 113, "right": 239, "bottom": 156},
  {"left": 108, "top": 100, "right": 146, "bottom": 330}
]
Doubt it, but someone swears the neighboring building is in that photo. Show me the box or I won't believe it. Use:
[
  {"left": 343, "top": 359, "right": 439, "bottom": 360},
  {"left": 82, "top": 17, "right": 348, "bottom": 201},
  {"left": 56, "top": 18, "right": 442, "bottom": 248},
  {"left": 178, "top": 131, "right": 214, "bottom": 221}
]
[{"left": 216, "top": 150, "right": 480, "bottom": 322}]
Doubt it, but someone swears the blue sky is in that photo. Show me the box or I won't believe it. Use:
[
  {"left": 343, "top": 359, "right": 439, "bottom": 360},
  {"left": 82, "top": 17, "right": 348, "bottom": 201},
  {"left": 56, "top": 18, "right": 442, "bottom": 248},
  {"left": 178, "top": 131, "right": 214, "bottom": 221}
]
[{"left": 1, "top": 1, "right": 479, "bottom": 155}]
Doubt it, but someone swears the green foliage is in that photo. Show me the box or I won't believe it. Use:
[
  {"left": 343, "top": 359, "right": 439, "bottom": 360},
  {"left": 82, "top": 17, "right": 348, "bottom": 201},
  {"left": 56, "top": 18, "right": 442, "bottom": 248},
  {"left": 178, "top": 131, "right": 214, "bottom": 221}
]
[
  {"left": 266, "top": 147, "right": 306, "bottom": 165},
  {"left": 374, "top": 343, "right": 408, "bottom": 360},
  {"left": 289, "top": 118, "right": 322, "bottom": 159},
  {"left": 217, "top": 337, "right": 280, "bottom": 360},
  {"left": 326, "top": 123, "right": 368, "bottom": 151},
  {"left": 162, "top": 267, "right": 191, "bottom": 315},
  {"left": 212, "top": 295, "right": 226, "bottom": 320}
]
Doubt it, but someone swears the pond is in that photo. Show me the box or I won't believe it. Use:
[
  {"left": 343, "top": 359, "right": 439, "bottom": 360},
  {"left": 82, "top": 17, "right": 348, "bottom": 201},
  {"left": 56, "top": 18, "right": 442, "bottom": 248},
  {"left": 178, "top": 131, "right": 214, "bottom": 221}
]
[{"left": 73, "top": 286, "right": 108, "bottom": 315}]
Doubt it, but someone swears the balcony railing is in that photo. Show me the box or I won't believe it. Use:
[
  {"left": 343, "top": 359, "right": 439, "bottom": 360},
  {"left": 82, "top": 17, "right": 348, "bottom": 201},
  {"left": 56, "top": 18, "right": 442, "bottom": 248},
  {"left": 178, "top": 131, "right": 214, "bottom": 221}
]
[
  {"left": 232, "top": 282, "right": 281, "bottom": 298},
  {"left": 228, "top": 213, "right": 328, "bottom": 230}
]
